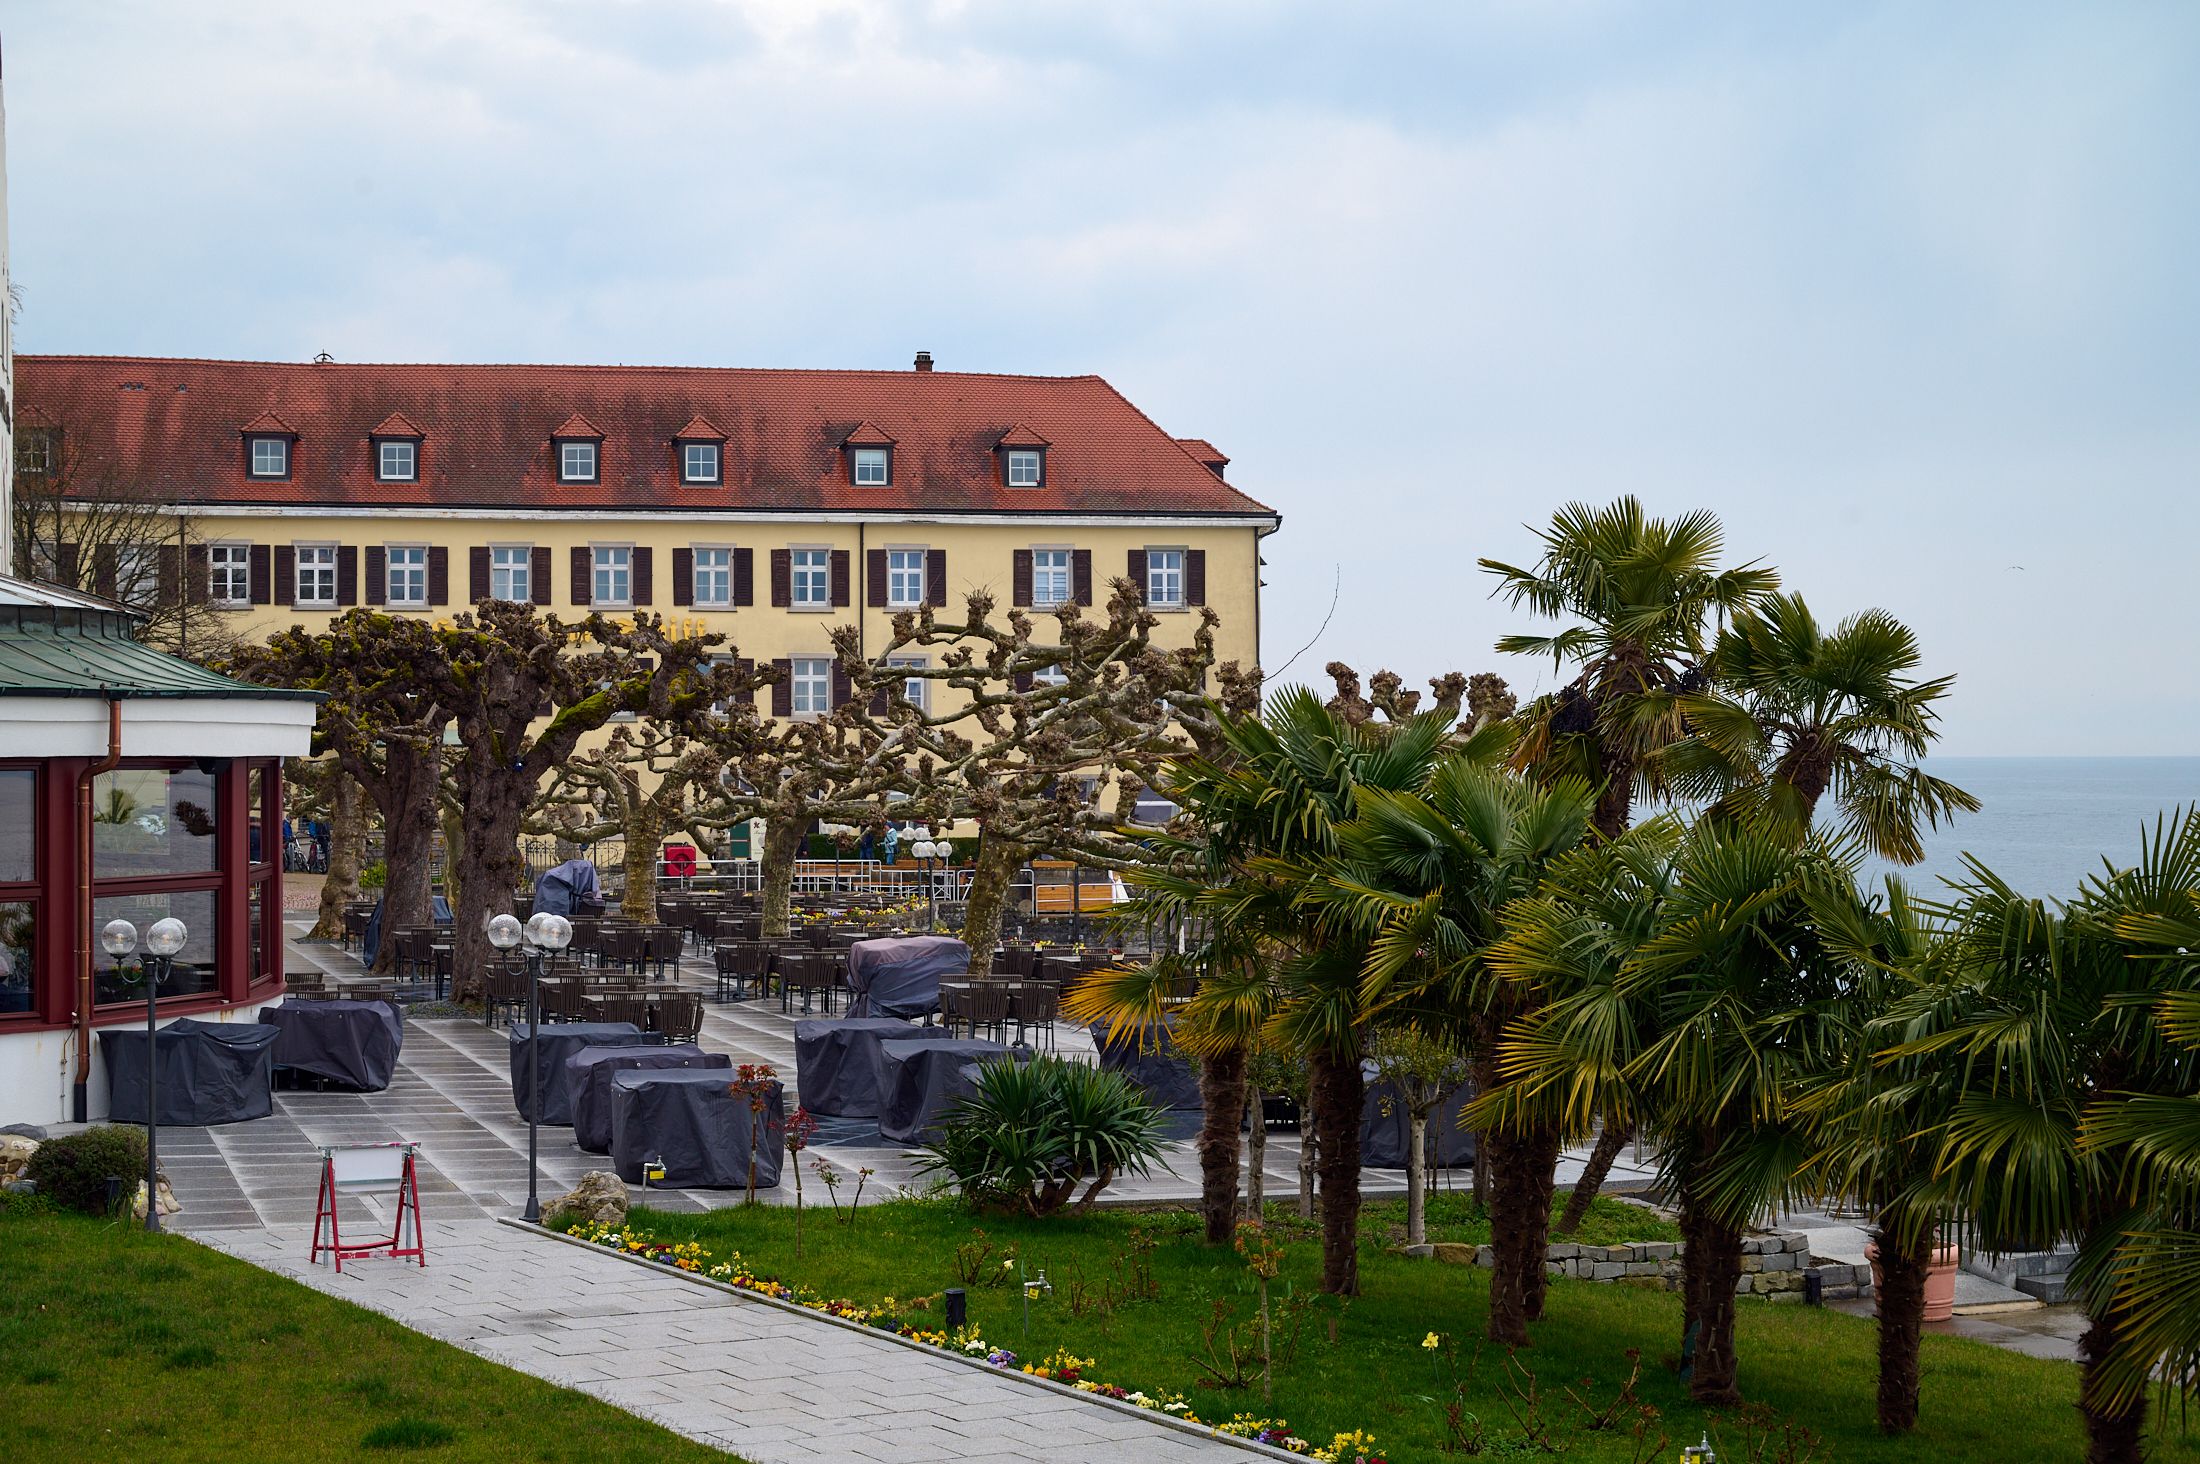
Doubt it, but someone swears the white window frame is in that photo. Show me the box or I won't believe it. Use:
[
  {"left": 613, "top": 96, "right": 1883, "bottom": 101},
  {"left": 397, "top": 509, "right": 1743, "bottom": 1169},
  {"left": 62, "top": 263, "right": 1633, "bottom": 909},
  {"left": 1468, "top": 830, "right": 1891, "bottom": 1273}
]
[
  {"left": 20, "top": 430, "right": 54, "bottom": 474},
  {"left": 851, "top": 448, "right": 890, "bottom": 486},
  {"left": 692, "top": 546, "right": 732, "bottom": 608},
  {"left": 1146, "top": 547, "right": 1186, "bottom": 610},
  {"left": 682, "top": 441, "right": 721, "bottom": 484},
  {"left": 593, "top": 545, "right": 633, "bottom": 607},
  {"left": 885, "top": 548, "right": 926, "bottom": 608},
  {"left": 1030, "top": 548, "right": 1072, "bottom": 609},
  {"left": 249, "top": 436, "right": 289, "bottom": 478},
  {"left": 115, "top": 546, "right": 160, "bottom": 607},
  {"left": 208, "top": 543, "right": 251, "bottom": 606},
  {"left": 559, "top": 439, "right": 599, "bottom": 483},
  {"left": 886, "top": 654, "right": 928, "bottom": 712},
  {"left": 377, "top": 439, "right": 418, "bottom": 482},
  {"left": 490, "top": 544, "right": 532, "bottom": 603},
  {"left": 790, "top": 547, "right": 831, "bottom": 610},
  {"left": 295, "top": 543, "right": 338, "bottom": 607},
  {"left": 385, "top": 544, "right": 428, "bottom": 607},
  {"left": 1005, "top": 449, "right": 1043, "bottom": 487},
  {"left": 1032, "top": 664, "right": 1068, "bottom": 688},
  {"left": 790, "top": 656, "right": 833, "bottom": 718}
]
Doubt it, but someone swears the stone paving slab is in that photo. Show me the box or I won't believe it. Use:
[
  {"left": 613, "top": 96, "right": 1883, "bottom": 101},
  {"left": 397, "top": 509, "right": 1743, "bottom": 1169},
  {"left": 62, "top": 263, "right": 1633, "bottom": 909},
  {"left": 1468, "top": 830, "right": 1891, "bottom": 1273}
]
[{"left": 194, "top": 1219, "right": 1262, "bottom": 1464}]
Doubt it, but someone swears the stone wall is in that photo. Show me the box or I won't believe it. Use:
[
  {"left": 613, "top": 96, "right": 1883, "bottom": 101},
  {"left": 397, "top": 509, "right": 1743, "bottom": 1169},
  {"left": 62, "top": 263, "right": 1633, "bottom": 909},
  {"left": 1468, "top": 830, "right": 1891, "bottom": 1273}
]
[{"left": 1405, "top": 1230, "right": 1873, "bottom": 1302}]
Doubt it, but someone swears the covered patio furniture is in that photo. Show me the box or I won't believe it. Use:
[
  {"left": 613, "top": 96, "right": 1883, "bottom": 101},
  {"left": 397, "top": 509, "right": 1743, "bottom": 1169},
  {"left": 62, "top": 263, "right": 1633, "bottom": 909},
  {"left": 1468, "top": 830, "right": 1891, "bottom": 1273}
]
[
  {"left": 532, "top": 859, "right": 603, "bottom": 918},
  {"left": 570, "top": 1043, "right": 730, "bottom": 1153},
  {"left": 508, "top": 1021, "right": 649, "bottom": 1124},
  {"left": 610, "top": 1067, "right": 784, "bottom": 1188},
  {"left": 102, "top": 1018, "right": 278, "bottom": 1125},
  {"left": 876, "top": 1036, "right": 1008, "bottom": 1145},
  {"left": 792, "top": 1017, "right": 920, "bottom": 1117},
  {"left": 1088, "top": 1018, "right": 1203, "bottom": 1111},
  {"left": 846, "top": 935, "right": 969, "bottom": 1019},
  {"left": 266, "top": 997, "right": 404, "bottom": 1091}
]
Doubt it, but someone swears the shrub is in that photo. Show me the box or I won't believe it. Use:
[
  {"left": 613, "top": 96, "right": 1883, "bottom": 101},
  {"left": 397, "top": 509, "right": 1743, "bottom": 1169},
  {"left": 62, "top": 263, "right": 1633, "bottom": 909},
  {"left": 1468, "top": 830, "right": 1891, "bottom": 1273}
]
[
  {"left": 917, "top": 1056, "right": 1166, "bottom": 1216},
  {"left": 25, "top": 1124, "right": 148, "bottom": 1215},
  {"left": 359, "top": 860, "right": 388, "bottom": 890}
]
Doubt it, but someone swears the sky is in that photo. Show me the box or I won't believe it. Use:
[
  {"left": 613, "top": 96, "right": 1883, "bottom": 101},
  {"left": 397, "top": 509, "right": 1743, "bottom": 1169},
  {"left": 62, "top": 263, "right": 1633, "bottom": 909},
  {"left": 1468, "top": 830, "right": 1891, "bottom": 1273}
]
[{"left": 6, "top": 1, "right": 2196, "bottom": 755}]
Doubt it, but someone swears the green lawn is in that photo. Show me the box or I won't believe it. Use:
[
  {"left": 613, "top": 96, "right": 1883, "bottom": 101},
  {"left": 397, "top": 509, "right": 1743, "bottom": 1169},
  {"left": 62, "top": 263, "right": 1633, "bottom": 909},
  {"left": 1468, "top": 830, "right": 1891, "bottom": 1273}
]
[
  {"left": 608, "top": 1191, "right": 2200, "bottom": 1464},
  {"left": 0, "top": 1201, "right": 735, "bottom": 1464}
]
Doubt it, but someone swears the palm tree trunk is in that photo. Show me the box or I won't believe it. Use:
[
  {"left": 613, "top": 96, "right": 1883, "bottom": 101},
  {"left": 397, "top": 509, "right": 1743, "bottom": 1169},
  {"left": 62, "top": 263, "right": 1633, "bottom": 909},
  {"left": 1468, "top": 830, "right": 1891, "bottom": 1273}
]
[
  {"left": 1196, "top": 1046, "right": 1248, "bottom": 1244},
  {"left": 1558, "top": 1119, "right": 1632, "bottom": 1233},
  {"left": 1682, "top": 1192, "right": 1744, "bottom": 1405},
  {"left": 1485, "top": 1119, "right": 1564, "bottom": 1342},
  {"left": 1873, "top": 1222, "right": 1929, "bottom": 1435},
  {"left": 1308, "top": 1046, "right": 1364, "bottom": 1296},
  {"left": 2078, "top": 1306, "right": 2147, "bottom": 1464},
  {"left": 1520, "top": 1122, "right": 1560, "bottom": 1322}
]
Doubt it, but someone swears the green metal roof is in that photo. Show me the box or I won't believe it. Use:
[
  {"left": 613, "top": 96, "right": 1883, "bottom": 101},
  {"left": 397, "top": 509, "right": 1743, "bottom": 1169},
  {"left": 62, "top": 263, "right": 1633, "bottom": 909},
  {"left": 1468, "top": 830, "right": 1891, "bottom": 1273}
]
[{"left": 0, "top": 602, "right": 323, "bottom": 702}]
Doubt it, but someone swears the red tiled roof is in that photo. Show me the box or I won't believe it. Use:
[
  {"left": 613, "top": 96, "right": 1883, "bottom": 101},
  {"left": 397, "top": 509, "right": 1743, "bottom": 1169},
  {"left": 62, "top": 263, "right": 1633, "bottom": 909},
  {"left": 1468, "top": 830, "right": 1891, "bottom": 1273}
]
[
  {"left": 241, "top": 410, "right": 297, "bottom": 436},
  {"left": 1175, "top": 437, "right": 1230, "bottom": 472},
  {"left": 841, "top": 420, "right": 897, "bottom": 448},
  {"left": 551, "top": 411, "right": 604, "bottom": 440},
  {"left": 15, "top": 357, "right": 1276, "bottom": 518},
  {"left": 673, "top": 414, "right": 724, "bottom": 441},
  {"left": 997, "top": 423, "right": 1052, "bottom": 448},
  {"left": 371, "top": 411, "right": 426, "bottom": 439}
]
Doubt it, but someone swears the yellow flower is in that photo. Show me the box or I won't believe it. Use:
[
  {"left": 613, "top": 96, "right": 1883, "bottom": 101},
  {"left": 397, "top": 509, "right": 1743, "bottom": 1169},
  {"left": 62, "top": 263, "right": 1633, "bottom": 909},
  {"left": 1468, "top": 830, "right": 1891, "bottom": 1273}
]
[{"left": 1421, "top": 1331, "right": 1441, "bottom": 1350}]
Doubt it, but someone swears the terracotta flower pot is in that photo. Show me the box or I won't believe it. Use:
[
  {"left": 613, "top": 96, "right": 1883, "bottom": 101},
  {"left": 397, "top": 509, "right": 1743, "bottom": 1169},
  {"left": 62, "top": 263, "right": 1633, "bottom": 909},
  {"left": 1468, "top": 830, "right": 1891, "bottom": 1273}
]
[{"left": 1865, "top": 1240, "right": 1962, "bottom": 1322}]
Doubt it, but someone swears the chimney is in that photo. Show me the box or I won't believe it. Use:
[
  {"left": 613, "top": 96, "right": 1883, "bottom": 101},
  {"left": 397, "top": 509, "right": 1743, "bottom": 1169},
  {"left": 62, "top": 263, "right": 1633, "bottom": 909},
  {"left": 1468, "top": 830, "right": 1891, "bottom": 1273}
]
[{"left": 913, "top": 351, "right": 933, "bottom": 373}]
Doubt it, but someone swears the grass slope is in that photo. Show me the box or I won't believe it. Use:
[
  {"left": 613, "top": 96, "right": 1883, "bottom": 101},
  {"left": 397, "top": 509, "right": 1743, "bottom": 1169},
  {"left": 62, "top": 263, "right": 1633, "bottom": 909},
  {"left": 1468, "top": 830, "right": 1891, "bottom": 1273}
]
[
  {"left": 0, "top": 1203, "right": 736, "bottom": 1464},
  {"left": 625, "top": 1192, "right": 2198, "bottom": 1464}
]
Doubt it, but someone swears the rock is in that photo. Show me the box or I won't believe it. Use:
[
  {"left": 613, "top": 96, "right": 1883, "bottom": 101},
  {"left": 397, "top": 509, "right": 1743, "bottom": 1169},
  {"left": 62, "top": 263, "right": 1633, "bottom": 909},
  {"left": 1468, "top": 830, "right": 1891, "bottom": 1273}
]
[
  {"left": 3, "top": 1178, "right": 34, "bottom": 1195},
  {"left": 1639, "top": 1241, "right": 1676, "bottom": 1260},
  {"left": 1392, "top": 1243, "right": 1436, "bottom": 1260},
  {"left": 543, "top": 1170, "right": 628, "bottom": 1229},
  {"left": 1430, "top": 1242, "right": 1476, "bottom": 1265},
  {"left": 0, "top": 1134, "right": 37, "bottom": 1182},
  {"left": 1, "top": 1123, "right": 48, "bottom": 1141},
  {"left": 130, "top": 1177, "right": 182, "bottom": 1220}
]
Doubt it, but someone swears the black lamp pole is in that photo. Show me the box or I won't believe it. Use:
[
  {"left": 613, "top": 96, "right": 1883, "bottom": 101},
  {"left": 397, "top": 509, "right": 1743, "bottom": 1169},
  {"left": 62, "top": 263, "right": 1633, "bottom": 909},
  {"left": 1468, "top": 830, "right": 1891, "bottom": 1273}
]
[
  {"left": 523, "top": 936, "right": 544, "bottom": 1223},
  {"left": 141, "top": 951, "right": 165, "bottom": 1233}
]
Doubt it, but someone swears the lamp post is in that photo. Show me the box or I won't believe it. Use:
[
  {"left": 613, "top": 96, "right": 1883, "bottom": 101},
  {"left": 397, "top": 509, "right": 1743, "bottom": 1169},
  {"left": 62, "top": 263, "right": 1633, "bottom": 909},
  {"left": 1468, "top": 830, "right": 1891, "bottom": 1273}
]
[
  {"left": 488, "top": 910, "right": 571, "bottom": 1223},
  {"left": 911, "top": 836, "right": 942, "bottom": 932},
  {"left": 101, "top": 915, "right": 188, "bottom": 1233}
]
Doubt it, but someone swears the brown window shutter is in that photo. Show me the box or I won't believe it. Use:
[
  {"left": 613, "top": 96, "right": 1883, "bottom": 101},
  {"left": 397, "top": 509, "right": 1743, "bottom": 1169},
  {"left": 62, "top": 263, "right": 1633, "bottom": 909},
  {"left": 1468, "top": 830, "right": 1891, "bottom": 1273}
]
[
  {"left": 1013, "top": 669, "right": 1034, "bottom": 693},
  {"left": 364, "top": 545, "right": 387, "bottom": 606},
  {"left": 273, "top": 545, "right": 295, "bottom": 606},
  {"left": 1127, "top": 549, "right": 1148, "bottom": 597},
  {"left": 157, "top": 545, "right": 181, "bottom": 604},
  {"left": 1186, "top": 549, "right": 1207, "bottom": 606},
  {"left": 428, "top": 546, "right": 450, "bottom": 607},
  {"left": 869, "top": 678, "right": 890, "bottom": 715},
  {"left": 337, "top": 545, "right": 359, "bottom": 606},
  {"left": 831, "top": 662, "right": 853, "bottom": 708},
  {"left": 734, "top": 657, "right": 754, "bottom": 707},
  {"left": 769, "top": 549, "right": 791, "bottom": 607},
  {"left": 672, "top": 547, "right": 693, "bottom": 607},
  {"left": 1073, "top": 548, "right": 1093, "bottom": 606},
  {"left": 93, "top": 545, "right": 117, "bottom": 599},
  {"left": 926, "top": 548, "right": 947, "bottom": 607},
  {"left": 571, "top": 546, "right": 592, "bottom": 605},
  {"left": 54, "top": 542, "right": 80, "bottom": 587},
  {"left": 250, "top": 544, "right": 272, "bottom": 605},
  {"left": 867, "top": 548, "right": 888, "bottom": 607},
  {"left": 531, "top": 546, "right": 551, "bottom": 605},
  {"left": 183, "top": 545, "right": 206, "bottom": 606},
  {"left": 632, "top": 546, "right": 654, "bottom": 606},
  {"left": 734, "top": 547, "right": 755, "bottom": 606},
  {"left": 1012, "top": 549, "right": 1033, "bottom": 608},
  {"left": 469, "top": 546, "right": 490, "bottom": 603},
  {"left": 770, "top": 658, "right": 793, "bottom": 717},
  {"left": 830, "top": 549, "right": 851, "bottom": 608}
]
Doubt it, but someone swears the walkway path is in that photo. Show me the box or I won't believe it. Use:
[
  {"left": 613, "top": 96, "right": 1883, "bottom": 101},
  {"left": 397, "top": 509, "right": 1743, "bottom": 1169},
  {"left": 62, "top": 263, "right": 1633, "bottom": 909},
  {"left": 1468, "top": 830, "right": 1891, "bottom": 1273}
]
[{"left": 196, "top": 1220, "right": 1251, "bottom": 1464}]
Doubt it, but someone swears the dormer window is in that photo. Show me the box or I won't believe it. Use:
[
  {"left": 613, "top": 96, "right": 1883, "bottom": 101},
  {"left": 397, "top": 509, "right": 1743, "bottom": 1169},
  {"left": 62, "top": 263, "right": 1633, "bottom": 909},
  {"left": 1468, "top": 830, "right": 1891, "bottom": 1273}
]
[
  {"left": 18, "top": 428, "right": 57, "bottom": 475},
  {"left": 683, "top": 442, "right": 721, "bottom": 484},
  {"left": 996, "top": 424, "right": 1051, "bottom": 488},
  {"left": 551, "top": 412, "right": 604, "bottom": 484},
  {"left": 249, "top": 436, "right": 290, "bottom": 478},
  {"left": 852, "top": 448, "right": 890, "bottom": 486},
  {"left": 370, "top": 412, "right": 425, "bottom": 483}
]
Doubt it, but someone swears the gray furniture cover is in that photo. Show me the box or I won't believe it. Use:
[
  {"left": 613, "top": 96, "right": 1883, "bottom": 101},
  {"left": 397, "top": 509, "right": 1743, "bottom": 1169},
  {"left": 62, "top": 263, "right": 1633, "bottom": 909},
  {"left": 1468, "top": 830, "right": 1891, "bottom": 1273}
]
[
  {"left": 361, "top": 893, "right": 452, "bottom": 966},
  {"left": 266, "top": 998, "right": 404, "bottom": 1091},
  {"left": 570, "top": 1044, "right": 730, "bottom": 1154},
  {"left": 609, "top": 1068, "right": 784, "bottom": 1188},
  {"left": 876, "top": 1037, "right": 1007, "bottom": 1145},
  {"left": 1359, "top": 1063, "right": 1477, "bottom": 1169},
  {"left": 508, "top": 1022, "right": 649, "bottom": 1124},
  {"left": 794, "top": 1017, "right": 921, "bottom": 1118},
  {"left": 1088, "top": 1020, "right": 1204, "bottom": 1111},
  {"left": 847, "top": 936, "right": 970, "bottom": 1019},
  {"left": 533, "top": 859, "right": 603, "bottom": 917},
  {"left": 102, "top": 1018, "right": 278, "bottom": 1126}
]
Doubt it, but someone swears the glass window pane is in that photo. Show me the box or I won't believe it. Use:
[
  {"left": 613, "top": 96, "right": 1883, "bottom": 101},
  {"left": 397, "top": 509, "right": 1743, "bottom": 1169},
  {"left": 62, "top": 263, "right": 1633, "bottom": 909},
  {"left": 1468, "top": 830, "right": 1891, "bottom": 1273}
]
[
  {"left": 0, "top": 902, "right": 34, "bottom": 1013},
  {"left": 249, "top": 879, "right": 266, "bottom": 984},
  {"left": 0, "top": 769, "right": 35, "bottom": 882},
  {"left": 248, "top": 767, "right": 268, "bottom": 867},
  {"left": 94, "top": 767, "right": 219, "bottom": 878},
  {"left": 92, "top": 889, "right": 217, "bottom": 1005}
]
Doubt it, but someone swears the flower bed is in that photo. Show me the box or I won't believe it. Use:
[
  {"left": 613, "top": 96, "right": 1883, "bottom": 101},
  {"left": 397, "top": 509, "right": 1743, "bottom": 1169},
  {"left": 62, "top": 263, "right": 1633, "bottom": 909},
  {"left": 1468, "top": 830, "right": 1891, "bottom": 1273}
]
[{"left": 561, "top": 1217, "right": 1386, "bottom": 1463}]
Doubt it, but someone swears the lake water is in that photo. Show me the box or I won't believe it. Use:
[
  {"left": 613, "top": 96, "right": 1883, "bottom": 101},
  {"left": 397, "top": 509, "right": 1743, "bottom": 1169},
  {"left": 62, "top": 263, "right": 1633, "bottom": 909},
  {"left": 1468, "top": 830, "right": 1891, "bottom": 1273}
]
[{"left": 1858, "top": 757, "right": 2200, "bottom": 901}]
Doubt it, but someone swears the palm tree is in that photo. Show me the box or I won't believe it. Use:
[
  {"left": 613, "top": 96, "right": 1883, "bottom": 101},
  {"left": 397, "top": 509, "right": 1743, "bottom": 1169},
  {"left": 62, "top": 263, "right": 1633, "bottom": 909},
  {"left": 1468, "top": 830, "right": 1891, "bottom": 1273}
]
[
  {"left": 1480, "top": 497, "right": 1778, "bottom": 1228},
  {"left": 1886, "top": 812, "right": 2200, "bottom": 1464},
  {"left": 1296, "top": 759, "right": 1594, "bottom": 1343},
  {"left": 1665, "top": 592, "right": 1978, "bottom": 862}
]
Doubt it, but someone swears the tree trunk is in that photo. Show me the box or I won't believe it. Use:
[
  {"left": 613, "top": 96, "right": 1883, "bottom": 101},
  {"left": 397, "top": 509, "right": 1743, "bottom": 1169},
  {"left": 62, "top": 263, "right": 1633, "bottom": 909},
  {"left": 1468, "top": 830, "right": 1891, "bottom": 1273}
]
[
  {"left": 1682, "top": 1188, "right": 1745, "bottom": 1405},
  {"left": 1559, "top": 1118, "right": 1632, "bottom": 1232},
  {"left": 758, "top": 815, "right": 807, "bottom": 939},
  {"left": 1406, "top": 1112, "right": 1429, "bottom": 1246},
  {"left": 1471, "top": 1123, "right": 1489, "bottom": 1211},
  {"left": 1245, "top": 1087, "right": 1267, "bottom": 1221},
  {"left": 1519, "top": 1122, "right": 1561, "bottom": 1322},
  {"left": 2078, "top": 1303, "right": 2147, "bottom": 1464},
  {"left": 309, "top": 771, "right": 365, "bottom": 940},
  {"left": 622, "top": 801, "right": 665, "bottom": 921},
  {"left": 452, "top": 780, "right": 526, "bottom": 1004},
  {"left": 1309, "top": 1046, "right": 1365, "bottom": 1296},
  {"left": 1297, "top": 1117, "right": 1318, "bottom": 1219},
  {"left": 439, "top": 799, "right": 467, "bottom": 921},
  {"left": 1195, "top": 1047, "right": 1248, "bottom": 1243},
  {"left": 1485, "top": 1122, "right": 1557, "bottom": 1346},
  {"left": 369, "top": 739, "right": 440, "bottom": 975},
  {"left": 1873, "top": 1221, "right": 1929, "bottom": 1435},
  {"left": 957, "top": 832, "right": 1027, "bottom": 977}
]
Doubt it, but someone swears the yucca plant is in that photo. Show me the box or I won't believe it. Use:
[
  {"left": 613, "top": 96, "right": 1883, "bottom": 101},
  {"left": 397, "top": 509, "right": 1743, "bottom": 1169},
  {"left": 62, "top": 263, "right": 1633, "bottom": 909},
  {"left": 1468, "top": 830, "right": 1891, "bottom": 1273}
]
[{"left": 916, "top": 1056, "right": 1166, "bottom": 1217}]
